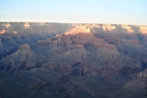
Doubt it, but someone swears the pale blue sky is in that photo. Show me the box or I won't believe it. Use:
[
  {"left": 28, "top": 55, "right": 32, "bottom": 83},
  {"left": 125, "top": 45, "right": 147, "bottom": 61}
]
[{"left": 0, "top": 0, "right": 147, "bottom": 24}]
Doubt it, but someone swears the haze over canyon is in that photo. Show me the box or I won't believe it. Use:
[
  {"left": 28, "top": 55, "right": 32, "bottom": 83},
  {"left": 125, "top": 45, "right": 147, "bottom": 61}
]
[{"left": 0, "top": 22, "right": 147, "bottom": 98}]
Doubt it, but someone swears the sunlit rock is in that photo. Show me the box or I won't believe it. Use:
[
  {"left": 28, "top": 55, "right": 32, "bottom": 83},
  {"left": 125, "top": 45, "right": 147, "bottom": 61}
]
[
  {"left": 139, "top": 26, "right": 147, "bottom": 34},
  {"left": 13, "top": 31, "right": 17, "bottom": 34},
  {"left": 121, "top": 24, "right": 134, "bottom": 33},
  {"left": 95, "top": 24, "right": 101, "bottom": 28},
  {"left": 65, "top": 25, "right": 91, "bottom": 35},
  {"left": 3, "top": 23, "right": 11, "bottom": 28},
  {"left": 0, "top": 29, "right": 6, "bottom": 34},
  {"left": 102, "top": 24, "right": 116, "bottom": 31},
  {"left": 24, "top": 22, "right": 30, "bottom": 29}
]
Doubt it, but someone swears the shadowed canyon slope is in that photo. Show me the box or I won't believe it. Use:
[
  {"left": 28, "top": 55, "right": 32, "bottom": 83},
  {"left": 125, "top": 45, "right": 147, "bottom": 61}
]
[{"left": 0, "top": 22, "right": 147, "bottom": 98}]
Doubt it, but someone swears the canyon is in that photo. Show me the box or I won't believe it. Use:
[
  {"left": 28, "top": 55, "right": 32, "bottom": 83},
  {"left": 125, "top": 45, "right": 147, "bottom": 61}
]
[{"left": 0, "top": 22, "right": 147, "bottom": 98}]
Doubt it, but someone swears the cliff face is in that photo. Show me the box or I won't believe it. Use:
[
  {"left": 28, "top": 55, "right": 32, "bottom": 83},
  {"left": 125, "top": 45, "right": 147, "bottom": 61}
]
[
  {"left": 139, "top": 26, "right": 147, "bottom": 34},
  {"left": 64, "top": 25, "right": 91, "bottom": 35}
]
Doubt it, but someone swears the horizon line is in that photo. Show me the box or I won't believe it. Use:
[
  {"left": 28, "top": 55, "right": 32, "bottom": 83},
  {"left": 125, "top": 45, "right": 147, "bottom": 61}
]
[{"left": 0, "top": 21, "right": 147, "bottom": 26}]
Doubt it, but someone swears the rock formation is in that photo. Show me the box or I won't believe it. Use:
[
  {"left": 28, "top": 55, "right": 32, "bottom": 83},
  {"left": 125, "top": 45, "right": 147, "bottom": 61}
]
[
  {"left": 0, "top": 29, "right": 6, "bottom": 35},
  {"left": 23, "top": 22, "right": 30, "bottom": 29},
  {"left": 0, "top": 22, "right": 147, "bottom": 98},
  {"left": 65, "top": 24, "right": 91, "bottom": 35}
]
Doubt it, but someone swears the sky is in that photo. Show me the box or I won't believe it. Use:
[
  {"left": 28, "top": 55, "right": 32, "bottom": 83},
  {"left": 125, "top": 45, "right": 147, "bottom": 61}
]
[{"left": 0, "top": 0, "right": 147, "bottom": 25}]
